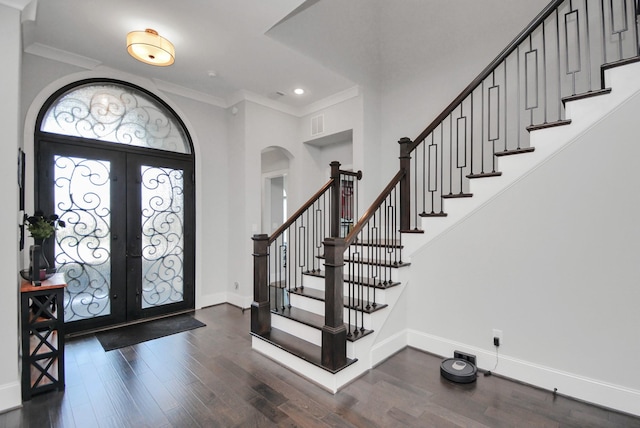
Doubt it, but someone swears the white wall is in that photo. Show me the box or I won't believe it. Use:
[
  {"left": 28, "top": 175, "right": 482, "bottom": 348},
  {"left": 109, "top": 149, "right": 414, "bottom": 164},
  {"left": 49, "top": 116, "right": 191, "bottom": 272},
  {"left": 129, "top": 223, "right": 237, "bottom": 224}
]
[
  {"left": 0, "top": 3, "right": 24, "bottom": 412},
  {"left": 225, "top": 101, "right": 300, "bottom": 307},
  {"left": 406, "top": 89, "right": 640, "bottom": 415},
  {"left": 166, "top": 93, "right": 229, "bottom": 309}
]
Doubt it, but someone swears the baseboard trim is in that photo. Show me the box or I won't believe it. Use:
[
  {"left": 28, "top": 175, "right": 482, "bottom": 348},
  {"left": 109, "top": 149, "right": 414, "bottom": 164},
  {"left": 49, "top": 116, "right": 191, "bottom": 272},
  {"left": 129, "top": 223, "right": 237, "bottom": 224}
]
[
  {"left": 370, "top": 329, "right": 408, "bottom": 368},
  {"left": 197, "top": 292, "right": 252, "bottom": 310},
  {"left": 0, "top": 381, "right": 21, "bottom": 414},
  {"left": 407, "top": 329, "right": 640, "bottom": 417}
]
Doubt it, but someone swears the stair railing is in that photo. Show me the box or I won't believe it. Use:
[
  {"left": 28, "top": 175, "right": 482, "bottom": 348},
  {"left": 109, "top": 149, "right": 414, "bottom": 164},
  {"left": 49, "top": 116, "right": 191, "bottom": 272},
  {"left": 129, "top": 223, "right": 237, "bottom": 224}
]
[
  {"left": 400, "top": 0, "right": 640, "bottom": 231},
  {"left": 251, "top": 162, "right": 361, "bottom": 358},
  {"left": 323, "top": 169, "right": 407, "bottom": 368}
]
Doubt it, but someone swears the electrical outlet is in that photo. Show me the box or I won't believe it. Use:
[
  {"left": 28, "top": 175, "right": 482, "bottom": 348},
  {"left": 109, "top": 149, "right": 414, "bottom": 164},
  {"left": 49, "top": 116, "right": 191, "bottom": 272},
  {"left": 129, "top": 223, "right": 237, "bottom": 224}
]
[{"left": 492, "top": 329, "right": 503, "bottom": 345}]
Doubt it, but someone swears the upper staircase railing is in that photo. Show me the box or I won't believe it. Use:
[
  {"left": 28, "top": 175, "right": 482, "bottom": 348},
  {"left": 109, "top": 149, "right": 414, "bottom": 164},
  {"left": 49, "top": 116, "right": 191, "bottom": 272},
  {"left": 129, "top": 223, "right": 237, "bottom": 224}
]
[{"left": 401, "top": 0, "right": 640, "bottom": 231}]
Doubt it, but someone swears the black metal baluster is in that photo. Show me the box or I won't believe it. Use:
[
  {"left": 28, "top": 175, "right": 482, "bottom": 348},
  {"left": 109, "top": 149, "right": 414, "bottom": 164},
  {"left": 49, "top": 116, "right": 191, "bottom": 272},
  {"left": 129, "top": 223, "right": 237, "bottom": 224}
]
[
  {"left": 543, "top": 16, "right": 549, "bottom": 123},
  {"left": 347, "top": 246, "right": 353, "bottom": 338},
  {"left": 421, "top": 142, "right": 426, "bottom": 215},
  {"left": 602, "top": 0, "right": 608, "bottom": 64},
  {"left": 636, "top": 0, "right": 640, "bottom": 55},
  {"left": 610, "top": 0, "right": 628, "bottom": 60},
  {"left": 565, "top": 1, "right": 581, "bottom": 96},
  {"left": 458, "top": 105, "right": 464, "bottom": 190},
  {"left": 504, "top": 59, "right": 508, "bottom": 153},
  {"left": 518, "top": 44, "right": 523, "bottom": 149},
  {"left": 440, "top": 123, "right": 444, "bottom": 210},
  {"left": 471, "top": 91, "right": 477, "bottom": 172},
  {"left": 488, "top": 72, "right": 499, "bottom": 172},
  {"left": 448, "top": 115, "right": 453, "bottom": 195},
  {"left": 585, "top": 0, "right": 593, "bottom": 91},
  {"left": 557, "top": 8, "right": 563, "bottom": 119},
  {"left": 481, "top": 81, "right": 486, "bottom": 172},
  {"left": 293, "top": 222, "right": 299, "bottom": 291}
]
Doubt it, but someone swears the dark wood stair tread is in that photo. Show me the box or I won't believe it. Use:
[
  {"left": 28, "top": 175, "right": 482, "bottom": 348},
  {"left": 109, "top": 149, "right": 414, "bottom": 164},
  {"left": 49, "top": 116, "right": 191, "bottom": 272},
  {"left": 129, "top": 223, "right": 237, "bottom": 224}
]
[
  {"left": 315, "top": 255, "right": 409, "bottom": 268},
  {"left": 303, "top": 270, "right": 401, "bottom": 289},
  {"left": 467, "top": 171, "right": 502, "bottom": 179},
  {"left": 495, "top": 147, "right": 535, "bottom": 157},
  {"left": 251, "top": 328, "right": 357, "bottom": 374},
  {"left": 350, "top": 239, "right": 403, "bottom": 249},
  {"left": 344, "top": 257, "right": 410, "bottom": 268},
  {"left": 526, "top": 119, "right": 571, "bottom": 132},
  {"left": 419, "top": 211, "right": 447, "bottom": 217},
  {"left": 268, "top": 280, "right": 287, "bottom": 289},
  {"left": 442, "top": 192, "right": 473, "bottom": 199},
  {"left": 562, "top": 88, "right": 611, "bottom": 104},
  {"left": 271, "top": 306, "right": 373, "bottom": 342},
  {"left": 289, "top": 287, "right": 388, "bottom": 314},
  {"left": 400, "top": 228, "right": 424, "bottom": 233}
]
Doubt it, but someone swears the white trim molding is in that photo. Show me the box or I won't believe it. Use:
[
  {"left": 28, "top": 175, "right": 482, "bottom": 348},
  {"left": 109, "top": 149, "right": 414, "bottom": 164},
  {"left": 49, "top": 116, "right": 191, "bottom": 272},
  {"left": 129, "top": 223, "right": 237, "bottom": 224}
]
[
  {"left": 407, "top": 329, "right": 640, "bottom": 417},
  {"left": 0, "top": 381, "right": 21, "bottom": 413}
]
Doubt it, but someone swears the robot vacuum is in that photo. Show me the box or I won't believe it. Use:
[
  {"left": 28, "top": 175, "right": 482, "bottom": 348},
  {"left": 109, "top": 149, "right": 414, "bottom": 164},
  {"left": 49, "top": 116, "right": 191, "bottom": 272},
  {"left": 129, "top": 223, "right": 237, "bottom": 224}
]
[{"left": 440, "top": 357, "right": 477, "bottom": 383}]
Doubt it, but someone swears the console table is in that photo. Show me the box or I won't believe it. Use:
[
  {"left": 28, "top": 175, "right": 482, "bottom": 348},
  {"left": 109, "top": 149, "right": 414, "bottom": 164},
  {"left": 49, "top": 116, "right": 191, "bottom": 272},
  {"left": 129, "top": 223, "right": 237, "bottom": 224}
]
[{"left": 20, "top": 273, "right": 66, "bottom": 401}]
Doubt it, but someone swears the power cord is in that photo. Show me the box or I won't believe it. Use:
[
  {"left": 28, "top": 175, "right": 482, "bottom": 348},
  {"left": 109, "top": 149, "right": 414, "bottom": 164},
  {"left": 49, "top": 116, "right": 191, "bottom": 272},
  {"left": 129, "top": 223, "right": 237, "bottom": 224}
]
[{"left": 483, "top": 342, "right": 500, "bottom": 377}]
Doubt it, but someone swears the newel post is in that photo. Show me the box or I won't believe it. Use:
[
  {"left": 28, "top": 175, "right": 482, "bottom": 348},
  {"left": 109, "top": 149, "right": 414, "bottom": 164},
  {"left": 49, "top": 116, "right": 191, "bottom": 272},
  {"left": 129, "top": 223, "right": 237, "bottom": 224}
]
[
  {"left": 399, "top": 137, "right": 412, "bottom": 232},
  {"left": 322, "top": 237, "right": 347, "bottom": 370},
  {"left": 330, "top": 161, "right": 341, "bottom": 238},
  {"left": 251, "top": 234, "right": 271, "bottom": 335}
]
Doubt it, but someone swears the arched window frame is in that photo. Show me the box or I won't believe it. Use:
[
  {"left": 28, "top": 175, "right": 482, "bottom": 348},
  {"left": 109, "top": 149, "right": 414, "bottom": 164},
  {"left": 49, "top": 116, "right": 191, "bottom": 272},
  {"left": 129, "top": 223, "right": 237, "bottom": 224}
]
[{"left": 36, "top": 78, "right": 194, "bottom": 156}]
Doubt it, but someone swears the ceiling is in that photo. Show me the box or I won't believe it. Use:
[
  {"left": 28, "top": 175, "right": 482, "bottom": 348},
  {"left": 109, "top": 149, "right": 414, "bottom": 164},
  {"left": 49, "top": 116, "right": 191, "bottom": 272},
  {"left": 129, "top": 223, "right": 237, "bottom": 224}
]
[{"left": 14, "top": 0, "right": 550, "bottom": 112}]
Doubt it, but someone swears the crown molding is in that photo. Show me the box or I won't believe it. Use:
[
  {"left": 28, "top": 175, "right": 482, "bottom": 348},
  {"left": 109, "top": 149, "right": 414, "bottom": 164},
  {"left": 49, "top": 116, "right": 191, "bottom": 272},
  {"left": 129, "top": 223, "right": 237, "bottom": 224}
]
[
  {"left": 228, "top": 90, "right": 300, "bottom": 116},
  {"left": 152, "top": 78, "right": 227, "bottom": 108},
  {"left": 299, "top": 86, "right": 360, "bottom": 117},
  {"left": 24, "top": 43, "right": 102, "bottom": 69},
  {"left": 227, "top": 85, "right": 360, "bottom": 117},
  {"left": 0, "top": 0, "right": 32, "bottom": 10}
]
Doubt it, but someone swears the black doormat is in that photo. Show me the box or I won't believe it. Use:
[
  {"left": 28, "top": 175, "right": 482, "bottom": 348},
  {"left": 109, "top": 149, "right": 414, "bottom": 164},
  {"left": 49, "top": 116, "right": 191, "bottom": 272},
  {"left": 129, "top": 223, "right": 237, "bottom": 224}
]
[{"left": 95, "top": 314, "right": 206, "bottom": 351}]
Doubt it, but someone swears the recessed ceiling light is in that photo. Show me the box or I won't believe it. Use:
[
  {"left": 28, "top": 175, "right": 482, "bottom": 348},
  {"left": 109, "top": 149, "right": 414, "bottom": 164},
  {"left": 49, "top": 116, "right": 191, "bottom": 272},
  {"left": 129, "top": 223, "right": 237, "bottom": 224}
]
[{"left": 294, "top": 88, "right": 305, "bottom": 95}]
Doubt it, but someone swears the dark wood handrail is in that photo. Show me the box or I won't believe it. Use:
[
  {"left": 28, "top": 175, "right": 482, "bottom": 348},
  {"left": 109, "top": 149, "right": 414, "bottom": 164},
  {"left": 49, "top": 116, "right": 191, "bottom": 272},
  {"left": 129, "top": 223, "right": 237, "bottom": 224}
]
[
  {"left": 409, "top": 0, "right": 565, "bottom": 153},
  {"left": 268, "top": 178, "right": 334, "bottom": 245},
  {"left": 345, "top": 170, "right": 405, "bottom": 246}
]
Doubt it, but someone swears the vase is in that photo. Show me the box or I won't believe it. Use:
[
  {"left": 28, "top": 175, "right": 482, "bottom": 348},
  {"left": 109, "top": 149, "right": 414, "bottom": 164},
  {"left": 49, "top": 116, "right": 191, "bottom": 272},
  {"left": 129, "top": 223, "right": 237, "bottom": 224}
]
[{"left": 24, "top": 239, "right": 56, "bottom": 284}]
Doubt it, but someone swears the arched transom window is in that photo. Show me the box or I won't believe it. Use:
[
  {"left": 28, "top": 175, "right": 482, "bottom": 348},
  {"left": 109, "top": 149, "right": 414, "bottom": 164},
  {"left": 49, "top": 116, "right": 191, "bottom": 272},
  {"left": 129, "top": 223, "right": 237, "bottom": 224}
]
[{"left": 40, "top": 81, "right": 191, "bottom": 154}]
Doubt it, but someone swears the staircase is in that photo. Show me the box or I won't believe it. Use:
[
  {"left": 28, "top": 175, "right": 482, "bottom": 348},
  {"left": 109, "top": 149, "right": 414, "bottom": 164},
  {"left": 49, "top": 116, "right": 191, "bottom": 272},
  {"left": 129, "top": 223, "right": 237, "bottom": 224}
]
[{"left": 251, "top": 0, "right": 640, "bottom": 394}]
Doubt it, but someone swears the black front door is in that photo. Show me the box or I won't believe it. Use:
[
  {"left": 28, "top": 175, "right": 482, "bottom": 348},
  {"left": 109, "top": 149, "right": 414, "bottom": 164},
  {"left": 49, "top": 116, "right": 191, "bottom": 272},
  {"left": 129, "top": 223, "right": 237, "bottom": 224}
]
[{"left": 37, "top": 139, "right": 195, "bottom": 333}]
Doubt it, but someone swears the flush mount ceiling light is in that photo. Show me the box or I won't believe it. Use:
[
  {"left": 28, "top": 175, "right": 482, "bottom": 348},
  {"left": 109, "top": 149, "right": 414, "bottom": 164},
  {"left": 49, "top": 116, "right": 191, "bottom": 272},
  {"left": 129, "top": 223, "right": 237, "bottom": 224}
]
[
  {"left": 127, "top": 28, "right": 175, "bottom": 66},
  {"left": 294, "top": 88, "right": 305, "bottom": 95}
]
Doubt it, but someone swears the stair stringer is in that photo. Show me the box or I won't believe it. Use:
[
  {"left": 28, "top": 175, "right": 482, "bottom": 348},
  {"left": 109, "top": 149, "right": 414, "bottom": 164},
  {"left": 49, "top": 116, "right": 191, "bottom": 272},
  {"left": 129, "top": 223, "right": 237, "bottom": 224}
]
[{"left": 402, "top": 61, "right": 640, "bottom": 257}]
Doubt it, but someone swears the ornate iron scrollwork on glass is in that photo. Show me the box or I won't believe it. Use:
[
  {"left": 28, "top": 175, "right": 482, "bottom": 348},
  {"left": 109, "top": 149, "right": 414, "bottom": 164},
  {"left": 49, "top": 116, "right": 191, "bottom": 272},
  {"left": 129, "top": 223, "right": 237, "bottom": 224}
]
[
  {"left": 41, "top": 83, "right": 191, "bottom": 154},
  {"left": 53, "top": 156, "right": 112, "bottom": 322},
  {"left": 140, "top": 165, "right": 185, "bottom": 308}
]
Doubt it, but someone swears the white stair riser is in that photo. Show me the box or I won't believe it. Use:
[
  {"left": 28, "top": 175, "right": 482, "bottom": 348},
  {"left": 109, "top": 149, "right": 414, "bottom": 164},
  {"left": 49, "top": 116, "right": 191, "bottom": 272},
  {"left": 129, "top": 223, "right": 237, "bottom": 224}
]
[
  {"left": 287, "top": 292, "right": 397, "bottom": 333},
  {"left": 272, "top": 314, "right": 321, "bottom": 346},
  {"left": 287, "top": 292, "right": 374, "bottom": 329},
  {"left": 302, "top": 277, "right": 395, "bottom": 304},
  {"left": 289, "top": 286, "right": 390, "bottom": 308},
  {"left": 252, "top": 337, "right": 368, "bottom": 392}
]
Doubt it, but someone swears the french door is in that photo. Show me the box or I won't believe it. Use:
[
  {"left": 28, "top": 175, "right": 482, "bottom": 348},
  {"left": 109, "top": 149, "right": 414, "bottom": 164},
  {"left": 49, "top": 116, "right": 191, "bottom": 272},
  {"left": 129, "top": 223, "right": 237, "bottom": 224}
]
[{"left": 37, "top": 139, "right": 195, "bottom": 333}]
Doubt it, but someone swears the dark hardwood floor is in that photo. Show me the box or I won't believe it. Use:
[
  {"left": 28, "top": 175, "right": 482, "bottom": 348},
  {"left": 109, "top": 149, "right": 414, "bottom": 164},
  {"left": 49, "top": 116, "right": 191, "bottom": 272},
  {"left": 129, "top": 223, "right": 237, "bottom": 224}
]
[{"left": 3, "top": 304, "right": 639, "bottom": 427}]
